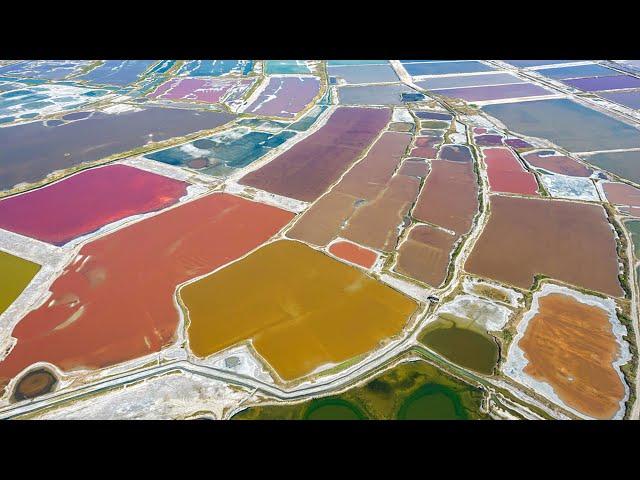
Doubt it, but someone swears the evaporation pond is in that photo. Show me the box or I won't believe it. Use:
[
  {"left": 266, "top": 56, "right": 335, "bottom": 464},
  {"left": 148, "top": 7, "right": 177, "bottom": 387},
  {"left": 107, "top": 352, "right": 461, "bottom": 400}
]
[{"left": 182, "top": 240, "right": 417, "bottom": 381}]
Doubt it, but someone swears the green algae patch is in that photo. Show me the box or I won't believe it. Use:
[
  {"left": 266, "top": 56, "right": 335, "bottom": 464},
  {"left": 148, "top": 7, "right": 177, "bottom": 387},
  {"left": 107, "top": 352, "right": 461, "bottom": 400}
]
[
  {"left": 232, "top": 360, "right": 488, "bottom": 420},
  {"left": 0, "top": 250, "right": 40, "bottom": 315},
  {"left": 419, "top": 315, "right": 499, "bottom": 375}
]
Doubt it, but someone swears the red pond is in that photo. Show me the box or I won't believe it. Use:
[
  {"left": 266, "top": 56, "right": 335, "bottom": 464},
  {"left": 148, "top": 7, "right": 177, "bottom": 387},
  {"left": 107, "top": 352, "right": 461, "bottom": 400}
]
[
  {"left": 0, "top": 193, "right": 294, "bottom": 388},
  {"left": 484, "top": 147, "right": 539, "bottom": 195},
  {"left": 0, "top": 165, "right": 189, "bottom": 246}
]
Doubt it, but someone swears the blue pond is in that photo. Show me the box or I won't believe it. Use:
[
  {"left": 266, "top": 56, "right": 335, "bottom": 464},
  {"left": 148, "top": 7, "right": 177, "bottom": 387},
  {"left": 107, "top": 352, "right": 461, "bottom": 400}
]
[
  {"left": 264, "top": 60, "right": 311, "bottom": 74},
  {"left": 535, "top": 63, "right": 618, "bottom": 80},
  {"left": 77, "top": 60, "right": 157, "bottom": 86},
  {"left": 177, "top": 60, "right": 254, "bottom": 76},
  {"left": 145, "top": 127, "right": 297, "bottom": 177},
  {"left": 403, "top": 61, "right": 495, "bottom": 76}
]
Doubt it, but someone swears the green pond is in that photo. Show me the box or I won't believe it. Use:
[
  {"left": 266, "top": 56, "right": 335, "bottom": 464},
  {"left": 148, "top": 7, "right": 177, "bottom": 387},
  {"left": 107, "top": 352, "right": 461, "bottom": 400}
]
[
  {"left": 231, "top": 360, "right": 488, "bottom": 420},
  {"left": 304, "top": 398, "right": 366, "bottom": 420},
  {"left": 626, "top": 220, "right": 640, "bottom": 258},
  {"left": 419, "top": 316, "right": 499, "bottom": 375}
]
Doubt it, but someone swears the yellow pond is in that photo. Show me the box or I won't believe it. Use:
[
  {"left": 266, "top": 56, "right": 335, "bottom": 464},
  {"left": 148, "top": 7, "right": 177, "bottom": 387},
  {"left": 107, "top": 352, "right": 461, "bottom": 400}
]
[
  {"left": 182, "top": 240, "right": 418, "bottom": 381},
  {"left": 0, "top": 250, "right": 40, "bottom": 315}
]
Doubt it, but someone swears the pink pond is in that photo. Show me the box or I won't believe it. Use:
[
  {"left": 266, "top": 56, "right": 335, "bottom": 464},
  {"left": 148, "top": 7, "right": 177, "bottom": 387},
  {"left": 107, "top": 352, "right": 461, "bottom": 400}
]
[
  {"left": 0, "top": 164, "right": 189, "bottom": 245},
  {"left": 484, "top": 147, "right": 539, "bottom": 195},
  {"left": 603, "top": 182, "right": 640, "bottom": 207},
  {"left": 432, "top": 83, "right": 551, "bottom": 102},
  {"left": 149, "top": 77, "right": 254, "bottom": 104},
  {"left": 244, "top": 76, "right": 320, "bottom": 118}
]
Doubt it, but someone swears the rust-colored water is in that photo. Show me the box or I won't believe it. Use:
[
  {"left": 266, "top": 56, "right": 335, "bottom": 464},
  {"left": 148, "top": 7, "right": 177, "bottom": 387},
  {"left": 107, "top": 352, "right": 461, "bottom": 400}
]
[
  {"left": 329, "top": 241, "right": 378, "bottom": 269},
  {"left": 519, "top": 293, "right": 625, "bottom": 419},
  {"left": 0, "top": 193, "right": 294, "bottom": 387},
  {"left": 342, "top": 174, "right": 421, "bottom": 251},
  {"left": 465, "top": 195, "right": 623, "bottom": 296},
  {"left": 395, "top": 225, "right": 457, "bottom": 287},
  {"left": 182, "top": 240, "right": 417, "bottom": 381},
  {"left": 287, "top": 131, "right": 415, "bottom": 250}
]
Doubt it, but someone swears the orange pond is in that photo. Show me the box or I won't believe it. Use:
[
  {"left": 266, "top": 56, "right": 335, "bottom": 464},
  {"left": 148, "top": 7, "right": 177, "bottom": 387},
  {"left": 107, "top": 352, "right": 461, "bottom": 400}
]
[
  {"left": 0, "top": 193, "right": 294, "bottom": 387},
  {"left": 412, "top": 160, "right": 479, "bottom": 235},
  {"left": 519, "top": 293, "right": 625, "bottom": 419},
  {"left": 465, "top": 195, "right": 623, "bottom": 297},
  {"left": 328, "top": 241, "right": 378, "bottom": 269},
  {"left": 182, "top": 240, "right": 418, "bottom": 381}
]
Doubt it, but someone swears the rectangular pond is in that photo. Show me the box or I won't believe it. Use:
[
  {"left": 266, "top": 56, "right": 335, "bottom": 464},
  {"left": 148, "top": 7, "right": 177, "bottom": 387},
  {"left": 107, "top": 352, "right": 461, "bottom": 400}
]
[
  {"left": 432, "top": 82, "right": 552, "bottom": 102},
  {"left": 563, "top": 74, "right": 640, "bottom": 92},
  {"left": 0, "top": 106, "right": 234, "bottom": 192},
  {"left": 176, "top": 60, "right": 254, "bottom": 76},
  {"left": 328, "top": 64, "right": 398, "bottom": 84},
  {"left": 145, "top": 127, "right": 297, "bottom": 177},
  {"left": 240, "top": 106, "right": 390, "bottom": 201},
  {"left": 76, "top": 60, "right": 157, "bottom": 86},
  {"left": 403, "top": 61, "right": 496, "bottom": 77},
  {"left": 465, "top": 195, "right": 622, "bottom": 296},
  {"left": 244, "top": 76, "right": 320, "bottom": 118},
  {"left": 148, "top": 77, "right": 255, "bottom": 104},
  {"left": 0, "top": 80, "right": 112, "bottom": 124},
  {"left": 264, "top": 60, "right": 311, "bottom": 74},
  {"left": 338, "top": 83, "right": 416, "bottom": 105},
  {"left": 0, "top": 60, "right": 93, "bottom": 80},
  {"left": 0, "top": 164, "right": 189, "bottom": 245},
  {"left": 534, "top": 63, "right": 618, "bottom": 80},
  {"left": 483, "top": 98, "right": 640, "bottom": 152},
  {"left": 416, "top": 72, "right": 523, "bottom": 90},
  {"left": 599, "top": 90, "right": 640, "bottom": 110}
]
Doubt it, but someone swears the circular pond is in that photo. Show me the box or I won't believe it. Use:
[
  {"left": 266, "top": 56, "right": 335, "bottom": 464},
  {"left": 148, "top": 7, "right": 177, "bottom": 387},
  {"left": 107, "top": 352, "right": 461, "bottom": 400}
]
[
  {"left": 13, "top": 368, "right": 57, "bottom": 401},
  {"left": 397, "top": 384, "right": 468, "bottom": 420},
  {"left": 304, "top": 398, "right": 367, "bottom": 420}
]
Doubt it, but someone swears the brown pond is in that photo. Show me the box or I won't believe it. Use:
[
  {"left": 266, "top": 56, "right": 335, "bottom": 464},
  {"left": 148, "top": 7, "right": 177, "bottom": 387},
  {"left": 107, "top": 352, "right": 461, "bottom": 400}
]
[
  {"left": 287, "top": 131, "right": 415, "bottom": 249},
  {"left": 519, "top": 293, "right": 626, "bottom": 419},
  {"left": 465, "top": 195, "right": 623, "bottom": 296},
  {"left": 412, "top": 160, "right": 479, "bottom": 234},
  {"left": 12, "top": 368, "right": 57, "bottom": 401},
  {"left": 522, "top": 151, "right": 593, "bottom": 177},
  {"left": 394, "top": 225, "right": 458, "bottom": 287},
  {"left": 239, "top": 107, "right": 391, "bottom": 202},
  {"left": 398, "top": 159, "right": 430, "bottom": 178},
  {"left": 342, "top": 174, "right": 421, "bottom": 251}
]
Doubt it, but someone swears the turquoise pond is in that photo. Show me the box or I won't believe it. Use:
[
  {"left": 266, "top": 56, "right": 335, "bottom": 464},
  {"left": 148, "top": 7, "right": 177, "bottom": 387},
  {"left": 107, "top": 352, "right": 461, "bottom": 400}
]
[
  {"left": 145, "top": 127, "right": 297, "bottom": 177},
  {"left": 264, "top": 60, "right": 311, "bottom": 74}
]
